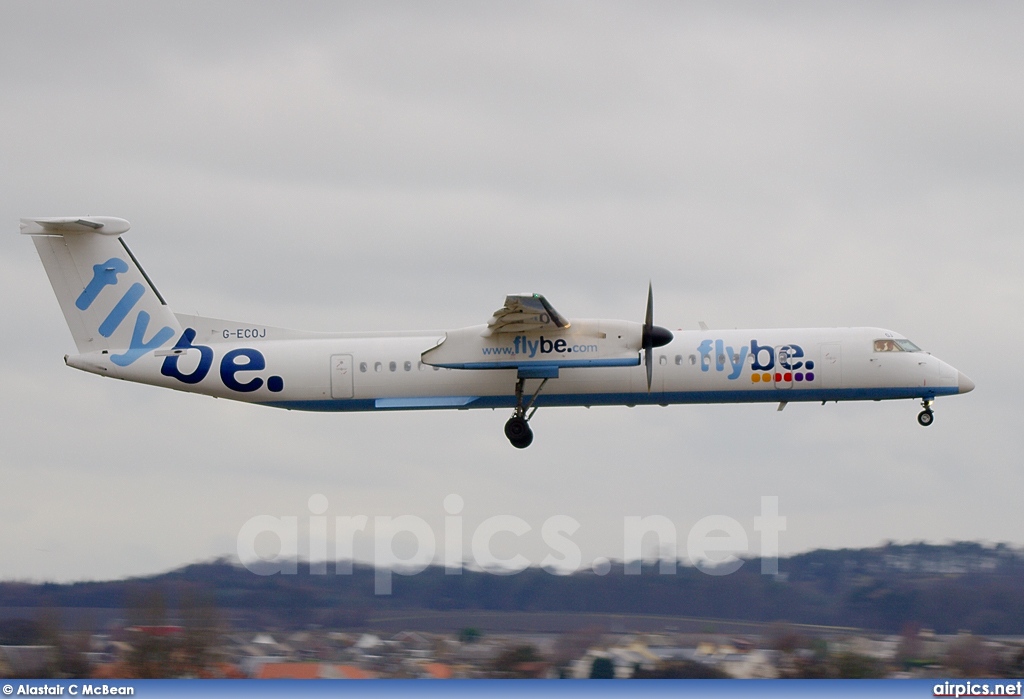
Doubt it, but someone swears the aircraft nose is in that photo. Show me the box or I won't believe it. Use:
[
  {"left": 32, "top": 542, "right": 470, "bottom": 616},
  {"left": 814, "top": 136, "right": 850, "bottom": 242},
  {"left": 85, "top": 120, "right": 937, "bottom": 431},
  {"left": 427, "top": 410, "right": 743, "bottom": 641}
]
[{"left": 958, "top": 371, "right": 975, "bottom": 394}]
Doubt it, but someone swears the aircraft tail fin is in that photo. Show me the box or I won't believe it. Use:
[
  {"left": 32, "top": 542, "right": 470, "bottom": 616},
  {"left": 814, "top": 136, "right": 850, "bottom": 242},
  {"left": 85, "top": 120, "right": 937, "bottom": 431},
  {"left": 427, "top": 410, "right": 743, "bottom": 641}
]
[{"left": 22, "top": 217, "right": 182, "bottom": 365}]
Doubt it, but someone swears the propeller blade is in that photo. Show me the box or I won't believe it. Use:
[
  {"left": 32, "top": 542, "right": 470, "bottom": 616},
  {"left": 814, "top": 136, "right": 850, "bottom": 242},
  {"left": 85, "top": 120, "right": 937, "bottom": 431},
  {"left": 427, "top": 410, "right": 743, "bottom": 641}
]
[
  {"left": 645, "top": 283, "right": 654, "bottom": 391},
  {"left": 646, "top": 344, "right": 653, "bottom": 391},
  {"left": 645, "top": 282, "right": 654, "bottom": 330},
  {"left": 641, "top": 282, "right": 674, "bottom": 392}
]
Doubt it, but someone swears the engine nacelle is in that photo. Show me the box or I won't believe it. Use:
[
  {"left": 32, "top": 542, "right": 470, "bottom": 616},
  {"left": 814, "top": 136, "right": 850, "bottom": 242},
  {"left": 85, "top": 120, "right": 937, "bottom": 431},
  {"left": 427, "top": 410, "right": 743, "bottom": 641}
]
[{"left": 422, "top": 319, "right": 644, "bottom": 370}]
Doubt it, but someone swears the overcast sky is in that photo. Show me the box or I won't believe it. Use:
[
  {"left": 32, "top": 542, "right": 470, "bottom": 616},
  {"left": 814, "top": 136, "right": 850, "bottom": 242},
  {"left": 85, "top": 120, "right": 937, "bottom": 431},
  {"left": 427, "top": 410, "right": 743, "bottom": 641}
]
[{"left": 1, "top": 2, "right": 1021, "bottom": 583}]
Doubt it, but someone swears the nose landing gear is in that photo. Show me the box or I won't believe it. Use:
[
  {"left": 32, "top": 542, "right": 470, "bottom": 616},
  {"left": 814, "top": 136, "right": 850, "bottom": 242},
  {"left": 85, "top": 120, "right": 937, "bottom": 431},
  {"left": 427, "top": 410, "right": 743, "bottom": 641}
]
[{"left": 917, "top": 398, "right": 934, "bottom": 427}]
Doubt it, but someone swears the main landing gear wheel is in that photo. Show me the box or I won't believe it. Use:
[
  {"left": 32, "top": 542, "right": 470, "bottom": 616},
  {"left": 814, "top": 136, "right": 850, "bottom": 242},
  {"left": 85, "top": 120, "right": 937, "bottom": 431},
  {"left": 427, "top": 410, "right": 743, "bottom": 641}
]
[
  {"left": 504, "top": 376, "right": 548, "bottom": 448},
  {"left": 917, "top": 398, "right": 934, "bottom": 427},
  {"left": 504, "top": 416, "right": 534, "bottom": 449}
]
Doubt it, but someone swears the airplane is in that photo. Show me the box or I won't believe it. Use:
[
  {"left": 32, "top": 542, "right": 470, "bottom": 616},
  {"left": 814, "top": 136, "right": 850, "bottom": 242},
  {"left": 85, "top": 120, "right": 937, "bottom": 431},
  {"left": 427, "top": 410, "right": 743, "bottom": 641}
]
[{"left": 23, "top": 216, "right": 974, "bottom": 448}]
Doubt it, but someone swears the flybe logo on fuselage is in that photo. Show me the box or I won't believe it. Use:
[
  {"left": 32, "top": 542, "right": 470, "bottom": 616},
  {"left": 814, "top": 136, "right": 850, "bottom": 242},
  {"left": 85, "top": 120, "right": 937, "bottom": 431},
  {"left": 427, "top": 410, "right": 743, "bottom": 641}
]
[
  {"left": 160, "top": 328, "right": 285, "bottom": 394},
  {"left": 697, "top": 339, "right": 816, "bottom": 383}
]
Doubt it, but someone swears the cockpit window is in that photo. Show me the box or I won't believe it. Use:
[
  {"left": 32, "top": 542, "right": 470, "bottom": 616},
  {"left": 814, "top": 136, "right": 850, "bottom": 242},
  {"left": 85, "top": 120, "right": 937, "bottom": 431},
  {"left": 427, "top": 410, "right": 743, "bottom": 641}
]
[{"left": 874, "top": 339, "right": 921, "bottom": 352}]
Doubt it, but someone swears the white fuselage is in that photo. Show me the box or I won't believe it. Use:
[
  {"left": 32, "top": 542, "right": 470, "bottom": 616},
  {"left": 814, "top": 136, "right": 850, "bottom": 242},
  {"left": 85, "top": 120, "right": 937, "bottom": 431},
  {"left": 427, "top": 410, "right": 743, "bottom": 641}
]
[{"left": 66, "top": 319, "right": 968, "bottom": 412}]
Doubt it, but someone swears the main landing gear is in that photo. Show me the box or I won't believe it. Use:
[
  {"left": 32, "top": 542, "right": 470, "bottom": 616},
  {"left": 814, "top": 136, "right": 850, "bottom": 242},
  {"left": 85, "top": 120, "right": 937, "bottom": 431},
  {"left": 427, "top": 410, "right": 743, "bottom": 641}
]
[
  {"left": 504, "top": 377, "right": 549, "bottom": 449},
  {"left": 504, "top": 416, "right": 532, "bottom": 449},
  {"left": 917, "top": 398, "right": 934, "bottom": 427}
]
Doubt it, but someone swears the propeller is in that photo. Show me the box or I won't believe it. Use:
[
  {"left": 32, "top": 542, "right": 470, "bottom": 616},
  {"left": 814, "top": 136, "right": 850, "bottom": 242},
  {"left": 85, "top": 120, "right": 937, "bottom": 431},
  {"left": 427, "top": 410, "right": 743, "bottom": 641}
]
[{"left": 642, "top": 282, "right": 674, "bottom": 391}]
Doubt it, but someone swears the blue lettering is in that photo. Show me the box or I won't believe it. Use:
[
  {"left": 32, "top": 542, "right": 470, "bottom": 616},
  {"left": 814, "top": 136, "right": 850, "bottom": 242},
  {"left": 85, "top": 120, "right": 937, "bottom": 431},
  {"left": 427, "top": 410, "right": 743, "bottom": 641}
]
[
  {"left": 779, "top": 344, "right": 804, "bottom": 371},
  {"left": 160, "top": 328, "right": 214, "bottom": 384},
  {"left": 527, "top": 339, "right": 539, "bottom": 358},
  {"left": 750, "top": 340, "right": 775, "bottom": 371},
  {"left": 98, "top": 283, "right": 145, "bottom": 337},
  {"left": 75, "top": 258, "right": 129, "bottom": 311},
  {"left": 109, "top": 311, "right": 176, "bottom": 367},
  {"left": 726, "top": 345, "right": 749, "bottom": 380},
  {"left": 220, "top": 348, "right": 265, "bottom": 392},
  {"left": 696, "top": 338, "right": 809, "bottom": 381},
  {"left": 697, "top": 339, "right": 713, "bottom": 372}
]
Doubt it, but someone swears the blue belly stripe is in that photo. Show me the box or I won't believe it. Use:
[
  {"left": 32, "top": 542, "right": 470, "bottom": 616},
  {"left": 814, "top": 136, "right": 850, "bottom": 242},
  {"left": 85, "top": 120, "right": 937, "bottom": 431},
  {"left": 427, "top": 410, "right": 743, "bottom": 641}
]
[
  {"left": 261, "top": 385, "right": 959, "bottom": 413},
  {"left": 374, "top": 396, "right": 477, "bottom": 409}
]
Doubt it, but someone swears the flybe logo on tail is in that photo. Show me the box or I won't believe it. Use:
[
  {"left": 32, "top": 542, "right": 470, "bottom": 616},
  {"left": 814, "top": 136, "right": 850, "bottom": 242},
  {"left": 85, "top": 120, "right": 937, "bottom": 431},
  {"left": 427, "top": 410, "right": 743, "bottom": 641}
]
[
  {"left": 76, "top": 257, "right": 175, "bottom": 366},
  {"left": 697, "top": 339, "right": 816, "bottom": 383}
]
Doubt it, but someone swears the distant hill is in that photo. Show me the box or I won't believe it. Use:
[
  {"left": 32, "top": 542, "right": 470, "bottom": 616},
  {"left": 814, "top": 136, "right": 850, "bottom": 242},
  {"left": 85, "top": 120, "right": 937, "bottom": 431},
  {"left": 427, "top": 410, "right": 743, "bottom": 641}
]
[{"left": 2, "top": 542, "right": 1023, "bottom": 635}]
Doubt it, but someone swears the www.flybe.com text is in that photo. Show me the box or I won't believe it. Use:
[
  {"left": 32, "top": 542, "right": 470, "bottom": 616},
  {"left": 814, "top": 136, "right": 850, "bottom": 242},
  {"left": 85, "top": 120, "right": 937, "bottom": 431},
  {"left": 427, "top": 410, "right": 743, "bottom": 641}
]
[{"left": 482, "top": 336, "right": 599, "bottom": 358}]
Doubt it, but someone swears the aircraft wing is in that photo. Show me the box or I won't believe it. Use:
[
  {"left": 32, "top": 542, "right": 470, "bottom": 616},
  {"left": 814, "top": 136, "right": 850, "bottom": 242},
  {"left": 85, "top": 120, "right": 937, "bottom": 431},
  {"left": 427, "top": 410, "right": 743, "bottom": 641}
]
[{"left": 484, "top": 294, "right": 570, "bottom": 336}]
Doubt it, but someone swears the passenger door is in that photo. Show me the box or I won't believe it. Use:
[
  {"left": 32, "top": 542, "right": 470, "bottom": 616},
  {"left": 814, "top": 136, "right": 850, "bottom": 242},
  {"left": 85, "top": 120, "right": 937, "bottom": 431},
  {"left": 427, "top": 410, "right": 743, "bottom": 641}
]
[{"left": 330, "top": 354, "right": 354, "bottom": 399}]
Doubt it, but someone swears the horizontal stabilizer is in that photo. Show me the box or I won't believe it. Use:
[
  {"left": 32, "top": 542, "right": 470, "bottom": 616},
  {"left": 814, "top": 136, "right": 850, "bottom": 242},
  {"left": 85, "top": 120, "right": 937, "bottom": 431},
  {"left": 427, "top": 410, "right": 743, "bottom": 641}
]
[{"left": 21, "top": 217, "right": 131, "bottom": 236}]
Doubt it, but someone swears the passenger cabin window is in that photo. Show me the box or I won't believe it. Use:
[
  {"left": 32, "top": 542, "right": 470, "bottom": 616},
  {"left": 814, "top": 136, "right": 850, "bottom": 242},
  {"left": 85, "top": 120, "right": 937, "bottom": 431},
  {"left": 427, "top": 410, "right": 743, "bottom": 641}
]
[
  {"left": 359, "top": 362, "right": 367, "bottom": 373},
  {"left": 659, "top": 355, "right": 667, "bottom": 365},
  {"left": 675, "top": 355, "right": 683, "bottom": 365},
  {"left": 874, "top": 339, "right": 922, "bottom": 352},
  {"left": 389, "top": 361, "right": 397, "bottom": 372},
  {"left": 374, "top": 362, "right": 382, "bottom": 372},
  {"left": 404, "top": 361, "right": 412, "bottom": 372}
]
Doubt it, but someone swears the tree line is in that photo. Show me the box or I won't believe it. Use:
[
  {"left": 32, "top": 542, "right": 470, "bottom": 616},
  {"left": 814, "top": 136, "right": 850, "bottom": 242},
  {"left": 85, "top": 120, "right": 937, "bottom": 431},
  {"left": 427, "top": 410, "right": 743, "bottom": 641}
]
[{"left": 2, "top": 542, "right": 1022, "bottom": 635}]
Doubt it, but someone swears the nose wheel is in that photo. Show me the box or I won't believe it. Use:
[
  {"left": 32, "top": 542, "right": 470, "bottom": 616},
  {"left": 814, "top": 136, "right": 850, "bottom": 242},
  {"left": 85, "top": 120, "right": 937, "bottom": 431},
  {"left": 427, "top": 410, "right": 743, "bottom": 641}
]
[{"left": 917, "top": 398, "right": 934, "bottom": 427}]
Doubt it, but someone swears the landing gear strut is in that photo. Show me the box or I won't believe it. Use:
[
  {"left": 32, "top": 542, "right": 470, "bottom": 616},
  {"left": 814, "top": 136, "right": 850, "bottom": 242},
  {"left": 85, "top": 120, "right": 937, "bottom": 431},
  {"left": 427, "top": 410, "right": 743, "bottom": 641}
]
[
  {"left": 917, "top": 398, "right": 934, "bottom": 427},
  {"left": 504, "top": 377, "right": 548, "bottom": 448}
]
